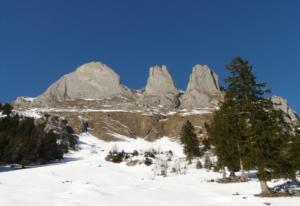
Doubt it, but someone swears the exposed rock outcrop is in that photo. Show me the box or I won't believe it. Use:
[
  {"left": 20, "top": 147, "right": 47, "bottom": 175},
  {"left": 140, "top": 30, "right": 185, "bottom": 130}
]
[
  {"left": 45, "top": 110, "right": 213, "bottom": 141},
  {"left": 12, "top": 60, "right": 299, "bottom": 142},
  {"left": 28, "top": 61, "right": 223, "bottom": 109},
  {"left": 144, "top": 65, "right": 179, "bottom": 108},
  {"left": 180, "top": 65, "right": 222, "bottom": 109},
  {"left": 33, "top": 62, "right": 131, "bottom": 106},
  {"left": 271, "top": 96, "right": 298, "bottom": 122}
]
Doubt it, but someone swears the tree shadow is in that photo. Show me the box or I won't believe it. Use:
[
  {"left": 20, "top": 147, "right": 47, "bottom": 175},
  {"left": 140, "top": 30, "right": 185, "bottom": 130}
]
[
  {"left": 272, "top": 180, "right": 300, "bottom": 196},
  {"left": 0, "top": 156, "right": 80, "bottom": 174},
  {"left": 247, "top": 171, "right": 257, "bottom": 179}
]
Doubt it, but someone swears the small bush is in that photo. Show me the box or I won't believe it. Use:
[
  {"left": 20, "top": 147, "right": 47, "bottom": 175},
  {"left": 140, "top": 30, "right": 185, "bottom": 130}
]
[
  {"left": 112, "top": 153, "right": 124, "bottom": 163},
  {"left": 144, "top": 157, "right": 153, "bottom": 166},
  {"left": 144, "top": 150, "right": 156, "bottom": 158},
  {"left": 196, "top": 161, "right": 202, "bottom": 169},
  {"left": 105, "top": 150, "right": 125, "bottom": 163},
  {"left": 132, "top": 150, "right": 139, "bottom": 156}
]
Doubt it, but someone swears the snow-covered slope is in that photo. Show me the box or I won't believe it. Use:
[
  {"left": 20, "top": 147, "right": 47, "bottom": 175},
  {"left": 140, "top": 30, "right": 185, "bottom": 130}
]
[{"left": 0, "top": 133, "right": 299, "bottom": 206}]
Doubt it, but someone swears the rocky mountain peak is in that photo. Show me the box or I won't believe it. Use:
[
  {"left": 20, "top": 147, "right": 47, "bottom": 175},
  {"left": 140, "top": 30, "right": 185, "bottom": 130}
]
[
  {"left": 187, "top": 65, "right": 220, "bottom": 93},
  {"left": 180, "top": 65, "right": 222, "bottom": 109},
  {"left": 145, "top": 65, "right": 179, "bottom": 96},
  {"left": 143, "top": 65, "right": 179, "bottom": 108},
  {"left": 271, "top": 96, "right": 298, "bottom": 122},
  {"left": 72, "top": 61, "right": 121, "bottom": 89},
  {"left": 32, "top": 61, "right": 126, "bottom": 106},
  {"left": 75, "top": 61, "right": 117, "bottom": 76}
]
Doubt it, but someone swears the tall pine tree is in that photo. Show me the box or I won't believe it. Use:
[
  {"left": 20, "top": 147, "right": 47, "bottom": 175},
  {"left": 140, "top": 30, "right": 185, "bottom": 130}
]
[
  {"left": 210, "top": 57, "right": 292, "bottom": 195},
  {"left": 286, "top": 124, "right": 300, "bottom": 176},
  {"left": 180, "top": 120, "right": 201, "bottom": 163}
]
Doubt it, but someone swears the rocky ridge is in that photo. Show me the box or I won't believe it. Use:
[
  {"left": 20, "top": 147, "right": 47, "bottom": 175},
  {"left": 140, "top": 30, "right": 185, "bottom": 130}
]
[
  {"left": 180, "top": 65, "right": 222, "bottom": 109},
  {"left": 13, "top": 61, "right": 298, "bottom": 141}
]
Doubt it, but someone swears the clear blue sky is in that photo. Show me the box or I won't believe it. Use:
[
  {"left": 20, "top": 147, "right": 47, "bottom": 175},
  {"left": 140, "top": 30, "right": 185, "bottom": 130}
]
[{"left": 0, "top": 0, "right": 299, "bottom": 112}]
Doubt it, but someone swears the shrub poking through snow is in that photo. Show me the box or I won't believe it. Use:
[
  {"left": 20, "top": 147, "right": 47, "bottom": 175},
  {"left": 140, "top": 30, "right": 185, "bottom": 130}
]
[
  {"left": 180, "top": 120, "right": 202, "bottom": 163},
  {"left": 144, "top": 157, "right": 153, "bottom": 166},
  {"left": 144, "top": 149, "right": 157, "bottom": 158},
  {"left": 105, "top": 150, "right": 125, "bottom": 163},
  {"left": 132, "top": 150, "right": 139, "bottom": 156},
  {"left": 196, "top": 160, "right": 203, "bottom": 169}
]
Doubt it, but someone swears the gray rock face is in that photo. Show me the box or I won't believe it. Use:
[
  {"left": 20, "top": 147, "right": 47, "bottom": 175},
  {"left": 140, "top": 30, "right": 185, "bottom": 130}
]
[
  {"left": 271, "top": 96, "right": 298, "bottom": 122},
  {"left": 180, "top": 65, "right": 221, "bottom": 109},
  {"left": 144, "top": 65, "right": 179, "bottom": 108},
  {"left": 33, "top": 62, "right": 129, "bottom": 106}
]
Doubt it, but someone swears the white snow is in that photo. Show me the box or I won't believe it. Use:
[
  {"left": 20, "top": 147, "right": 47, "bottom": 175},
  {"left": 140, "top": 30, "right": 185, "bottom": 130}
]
[
  {"left": 0, "top": 133, "right": 299, "bottom": 206},
  {"left": 17, "top": 108, "right": 216, "bottom": 117},
  {"left": 23, "top": 97, "right": 36, "bottom": 102},
  {"left": 15, "top": 109, "right": 43, "bottom": 119}
]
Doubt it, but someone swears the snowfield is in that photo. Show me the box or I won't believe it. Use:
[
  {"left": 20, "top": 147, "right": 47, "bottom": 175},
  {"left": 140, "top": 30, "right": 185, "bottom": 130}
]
[{"left": 0, "top": 133, "right": 299, "bottom": 206}]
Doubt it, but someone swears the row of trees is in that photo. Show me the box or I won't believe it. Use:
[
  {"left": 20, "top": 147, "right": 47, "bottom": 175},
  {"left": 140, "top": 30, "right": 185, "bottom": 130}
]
[
  {"left": 0, "top": 104, "right": 74, "bottom": 167},
  {"left": 208, "top": 57, "right": 300, "bottom": 196}
]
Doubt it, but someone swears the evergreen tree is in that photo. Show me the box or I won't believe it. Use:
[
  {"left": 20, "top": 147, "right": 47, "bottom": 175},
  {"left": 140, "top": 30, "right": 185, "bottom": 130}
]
[
  {"left": 180, "top": 120, "right": 201, "bottom": 163},
  {"left": 1, "top": 103, "right": 13, "bottom": 116},
  {"left": 0, "top": 112, "right": 70, "bottom": 166},
  {"left": 209, "top": 57, "right": 292, "bottom": 195},
  {"left": 18, "top": 118, "right": 39, "bottom": 167},
  {"left": 287, "top": 124, "right": 300, "bottom": 174},
  {"left": 250, "top": 101, "right": 293, "bottom": 195},
  {"left": 209, "top": 101, "right": 241, "bottom": 176},
  {"left": 39, "top": 131, "right": 63, "bottom": 162}
]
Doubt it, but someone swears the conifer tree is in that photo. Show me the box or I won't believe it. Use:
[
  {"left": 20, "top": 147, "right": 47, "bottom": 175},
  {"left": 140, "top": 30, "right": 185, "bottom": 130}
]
[
  {"left": 250, "top": 100, "right": 293, "bottom": 195},
  {"left": 209, "top": 101, "right": 241, "bottom": 176},
  {"left": 1, "top": 103, "right": 13, "bottom": 116},
  {"left": 287, "top": 124, "right": 300, "bottom": 174},
  {"left": 39, "top": 131, "right": 63, "bottom": 162},
  {"left": 180, "top": 120, "right": 201, "bottom": 163},
  {"left": 209, "top": 57, "right": 292, "bottom": 195}
]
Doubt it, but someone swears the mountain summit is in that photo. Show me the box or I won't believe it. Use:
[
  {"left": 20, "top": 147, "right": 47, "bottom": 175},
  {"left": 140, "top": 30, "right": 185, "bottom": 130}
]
[
  {"left": 181, "top": 65, "right": 222, "bottom": 108},
  {"left": 144, "top": 65, "right": 180, "bottom": 108},
  {"left": 30, "top": 61, "right": 222, "bottom": 109},
  {"left": 13, "top": 61, "right": 298, "bottom": 141},
  {"left": 33, "top": 62, "right": 129, "bottom": 106}
]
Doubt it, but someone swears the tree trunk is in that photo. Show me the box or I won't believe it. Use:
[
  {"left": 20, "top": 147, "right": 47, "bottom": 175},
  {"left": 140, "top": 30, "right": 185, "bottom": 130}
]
[
  {"left": 239, "top": 158, "right": 247, "bottom": 181},
  {"left": 222, "top": 167, "right": 227, "bottom": 179},
  {"left": 229, "top": 171, "right": 236, "bottom": 178},
  {"left": 259, "top": 180, "right": 272, "bottom": 196}
]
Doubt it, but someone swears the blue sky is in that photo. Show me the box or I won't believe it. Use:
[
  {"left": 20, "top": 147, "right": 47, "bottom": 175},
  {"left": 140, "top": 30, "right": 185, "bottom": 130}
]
[{"left": 0, "top": 0, "right": 299, "bottom": 112}]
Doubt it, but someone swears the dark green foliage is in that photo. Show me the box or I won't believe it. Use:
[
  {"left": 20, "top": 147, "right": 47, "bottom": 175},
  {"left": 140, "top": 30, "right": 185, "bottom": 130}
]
[
  {"left": 286, "top": 125, "right": 300, "bottom": 175},
  {"left": 144, "top": 150, "right": 156, "bottom": 158},
  {"left": 180, "top": 121, "right": 202, "bottom": 163},
  {"left": 249, "top": 103, "right": 294, "bottom": 181},
  {"left": 0, "top": 117, "right": 39, "bottom": 165},
  {"left": 209, "top": 57, "right": 294, "bottom": 194},
  {"left": 144, "top": 157, "right": 153, "bottom": 166},
  {"left": 202, "top": 138, "right": 211, "bottom": 151},
  {"left": 106, "top": 150, "right": 125, "bottom": 163},
  {"left": 38, "top": 131, "right": 63, "bottom": 162},
  {"left": 132, "top": 150, "right": 139, "bottom": 156},
  {"left": 1, "top": 103, "right": 13, "bottom": 116},
  {"left": 68, "top": 135, "right": 78, "bottom": 150},
  {"left": 209, "top": 101, "right": 242, "bottom": 173},
  {"left": 0, "top": 109, "right": 75, "bottom": 166}
]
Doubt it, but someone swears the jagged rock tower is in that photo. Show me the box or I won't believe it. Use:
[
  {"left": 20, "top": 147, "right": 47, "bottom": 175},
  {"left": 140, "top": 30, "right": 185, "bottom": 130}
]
[
  {"left": 180, "top": 65, "right": 222, "bottom": 108},
  {"left": 144, "top": 65, "right": 180, "bottom": 108}
]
